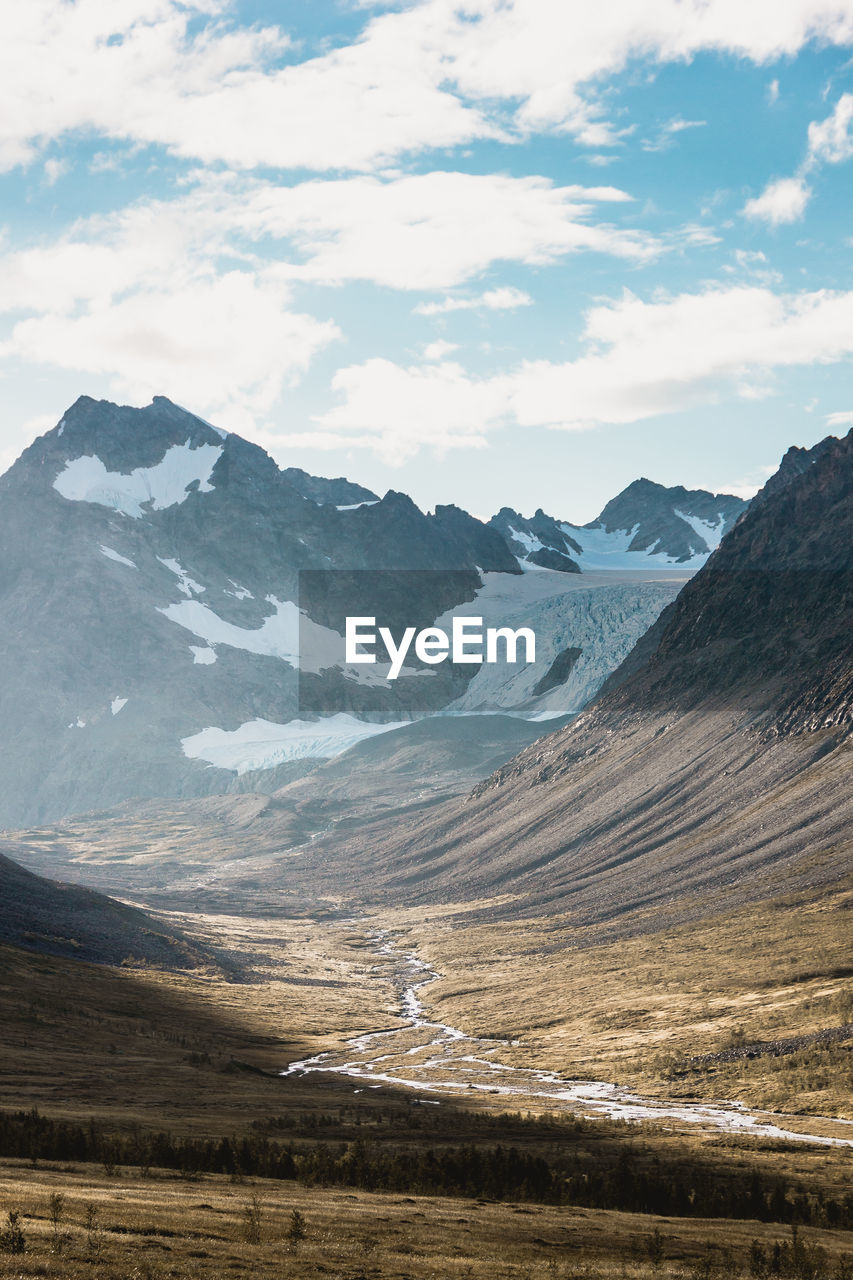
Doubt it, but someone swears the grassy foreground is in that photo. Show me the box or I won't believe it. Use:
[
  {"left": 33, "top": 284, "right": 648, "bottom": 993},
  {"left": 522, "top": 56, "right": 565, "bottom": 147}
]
[{"left": 1, "top": 1158, "right": 852, "bottom": 1280}]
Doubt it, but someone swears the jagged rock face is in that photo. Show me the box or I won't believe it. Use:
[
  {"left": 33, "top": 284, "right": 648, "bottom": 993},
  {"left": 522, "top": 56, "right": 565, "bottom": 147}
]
[
  {"left": 0, "top": 396, "right": 516, "bottom": 826},
  {"left": 489, "top": 508, "right": 581, "bottom": 573},
  {"left": 606, "top": 429, "right": 853, "bottom": 732},
  {"left": 280, "top": 466, "right": 378, "bottom": 508},
  {"left": 590, "top": 478, "right": 746, "bottom": 557},
  {"left": 0, "top": 395, "right": 684, "bottom": 828},
  {"left": 490, "top": 481, "right": 748, "bottom": 570}
]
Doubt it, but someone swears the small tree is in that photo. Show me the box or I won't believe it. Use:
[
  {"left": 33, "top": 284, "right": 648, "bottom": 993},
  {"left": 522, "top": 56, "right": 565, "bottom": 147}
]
[
  {"left": 645, "top": 1227, "right": 665, "bottom": 1269},
  {"left": 0, "top": 1209, "right": 25, "bottom": 1254},
  {"left": 748, "top": 1239, "right": 767, "bottom": 1277},
  {"left": 241, "top": 1193, "right": 263, "bottom": 1245},
  {"left": 48, "top": 1191, "right": 66, "bottom": 1253},
  {"left": 286, "top": 1208, "right": 307, "bottom": 1251},
  {"left": 84, "top": 1202, "right": 103, "bottom": 1261}
]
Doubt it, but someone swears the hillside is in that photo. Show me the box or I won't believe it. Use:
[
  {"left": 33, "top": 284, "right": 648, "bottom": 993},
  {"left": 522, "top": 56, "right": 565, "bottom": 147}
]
[
  {"left": 250, "top": 426, "right": 852, "bottom": 925},
  {"left": 0, "top": 847, "right": 213, "bottom": 968}
]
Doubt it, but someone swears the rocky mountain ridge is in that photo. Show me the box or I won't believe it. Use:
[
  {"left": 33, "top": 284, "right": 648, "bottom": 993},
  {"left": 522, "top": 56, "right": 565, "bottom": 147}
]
[
  {"left": 0, "top": 394, "right": 729, "bottom": 828},
  {"left": 220, "top": 425, "right": 852, "bottom": 927},
  {"left": 490, "top": 478, "right": 747, "bottom": 572},
  {"left": 0, "top": 845, "right": 213, "bottom": 968}
]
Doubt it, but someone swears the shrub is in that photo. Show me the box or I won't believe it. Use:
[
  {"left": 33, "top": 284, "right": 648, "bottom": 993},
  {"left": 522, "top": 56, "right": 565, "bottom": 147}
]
[
  {"left": 241, "top": 1193, "right": 263, "bottom": 1245},
  {"left": 0, "top": 1209, "right": 25, "bottom": 1254},
  {"left": 286, "top": 1208, "right": 307, "bottom": 1250}
]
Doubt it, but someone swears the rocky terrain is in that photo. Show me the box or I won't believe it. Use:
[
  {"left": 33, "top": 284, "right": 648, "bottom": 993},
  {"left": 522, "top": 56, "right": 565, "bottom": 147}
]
[
  {"left": 139, "top": 425, "right": 849, "bottom": 928},
  {"left": 0, "top": 394, "right": 718, "bottom": 828},
  {"left": 490, "top": 479, "right": 747, "bottom": 571}
]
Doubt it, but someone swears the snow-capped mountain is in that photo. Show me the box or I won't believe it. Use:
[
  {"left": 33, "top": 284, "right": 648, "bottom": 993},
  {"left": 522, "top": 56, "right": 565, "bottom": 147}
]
[
  {"left": 0, "top": 395, "right": 688, "bottom": 827},
  {"left": 490, "top": 478, "right": 747, "bottom": 571},
  {"left": 288, "top": 427, "right": 852, "bottom": 920}
]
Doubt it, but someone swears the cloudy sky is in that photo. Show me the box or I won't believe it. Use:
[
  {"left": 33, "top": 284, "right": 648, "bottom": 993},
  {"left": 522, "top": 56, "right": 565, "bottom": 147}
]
[{"left": 3, "top": 1, "right": 853, "bottom": 520}]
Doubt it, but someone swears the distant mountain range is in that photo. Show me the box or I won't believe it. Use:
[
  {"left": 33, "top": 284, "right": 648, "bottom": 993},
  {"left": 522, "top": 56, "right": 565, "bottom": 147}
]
[
  {"left": 490, "top": 479, "right": 746, "bottom": 573},
  {"left": 17, "top": 420, "right": 848, "bottom": 941},
  {"left": 277, "top": 424, "right": 851, "bottom": 924},
  {"left": 0, "top": 394, "right": 744, "bottom": 828}
]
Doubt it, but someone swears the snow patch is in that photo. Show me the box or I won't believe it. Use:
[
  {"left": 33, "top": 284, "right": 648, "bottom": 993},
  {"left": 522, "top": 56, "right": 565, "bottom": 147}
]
[
  {"left": 57, "top": 419, "right": 66, "bottom": 437},
  {"left": 336, "top": 500, "right": 379, "bottom": 511},
  {"left": 190, "top": 645, "right": 217, "bottom": 665},
  {"left": 159, "top": 595, "right": 374, "bottom": 677},
  {"left": 560, "top": 520, "right": 723, "bottom": 570},
  {"left": 674, "top": 509, "right": 726, "bottom": 553},
  {"left": 99, "top": 545, "right": 136, "bottom": 568},
  {"left": 158, "top": 556, "right": 205, "bottom": 597},
  {"left": 68, "top": 718, "right": 86, "bottom": 729},
  {"left": 53, "top": 440, "right": 222, "bottom": 518},
  {"left": 507, "top": 525, "right": 544, "bottom": 555},
  {"left": 158, "top": 596, "right": 302, "bottom": 663},
  {"left": 224, "top": 581, "right": 253, "bottom": 600},
  {"left": 181, "top": 713, "right": 408, "bottom": 774},
  {"left": 111, "top": 697, "right": 128, "bottom": 715}
]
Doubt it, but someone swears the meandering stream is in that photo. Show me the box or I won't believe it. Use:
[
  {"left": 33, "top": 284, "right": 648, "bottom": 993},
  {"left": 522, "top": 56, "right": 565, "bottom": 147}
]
[{"left": 283, "top": 935, "right": 853, "bottom": 1148}]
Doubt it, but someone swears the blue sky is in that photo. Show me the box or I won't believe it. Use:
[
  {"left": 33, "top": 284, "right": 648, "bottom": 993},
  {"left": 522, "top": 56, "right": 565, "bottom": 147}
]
[{"left": 2, "top": 2, "right": 853, "bottom": 521}]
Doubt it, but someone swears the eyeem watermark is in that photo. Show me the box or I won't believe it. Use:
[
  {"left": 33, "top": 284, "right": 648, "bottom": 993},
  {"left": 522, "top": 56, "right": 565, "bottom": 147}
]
[{"left": 346, "top": 616, "right": 536, "bottom": 680}]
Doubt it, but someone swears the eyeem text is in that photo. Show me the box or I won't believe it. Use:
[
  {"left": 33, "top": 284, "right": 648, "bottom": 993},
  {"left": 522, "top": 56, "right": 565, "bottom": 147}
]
[{"left": 345, "top": 616, "right": 536, "bottom": 681}]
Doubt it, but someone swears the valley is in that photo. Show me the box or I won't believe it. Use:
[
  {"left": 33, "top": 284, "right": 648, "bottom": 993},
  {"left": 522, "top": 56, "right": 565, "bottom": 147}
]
[
  {"left": 0, "top": 404, "right": 850, "bottom": 1279},
  {"left": 1, "top": 896, "right": 852, "bottom": 1278}
]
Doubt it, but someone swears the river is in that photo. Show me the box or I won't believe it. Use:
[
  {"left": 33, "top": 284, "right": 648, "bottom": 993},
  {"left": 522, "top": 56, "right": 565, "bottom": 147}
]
[{"left": 283, "top": 934, "right": 853, "bottom": 1148}]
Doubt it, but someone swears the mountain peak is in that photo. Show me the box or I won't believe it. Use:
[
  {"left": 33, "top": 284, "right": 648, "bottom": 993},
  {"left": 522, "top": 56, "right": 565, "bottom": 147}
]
[{"left": 490, "top": 479, "right": 749, "bottom": 571}]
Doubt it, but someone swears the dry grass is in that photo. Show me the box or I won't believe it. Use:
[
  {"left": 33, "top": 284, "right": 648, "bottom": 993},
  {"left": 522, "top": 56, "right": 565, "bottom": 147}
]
[
  {"left": 2, "top": 905, "right": 853, "bottom": 1277},
  {"left": 0, "top": 916, "right": 402, "bottom": 1132},
  {"left": 391, "top": 879, "right": 853, "bottom": 1119},
  {"left": 1, "top": 1159, "right": 851, "bottom": 1280}
]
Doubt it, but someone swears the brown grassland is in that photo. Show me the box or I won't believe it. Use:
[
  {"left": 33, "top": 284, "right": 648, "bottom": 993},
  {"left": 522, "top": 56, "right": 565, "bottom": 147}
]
[
  {"left": 1, "top": 885, "right": 852, "bottom": 1279},
  {"left": 393, "top": 878, "right": 853, "bottom": 1120},
  {"left": 1, "top": 1158, "right": 852, "bottom": 1280}
]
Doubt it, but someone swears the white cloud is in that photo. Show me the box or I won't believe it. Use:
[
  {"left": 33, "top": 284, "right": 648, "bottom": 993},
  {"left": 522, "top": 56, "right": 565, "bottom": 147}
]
[
  {"left": 235, "top": 173, "right": 657, "bottom": 290},
  {"left": 0, "top": 166, "right": 663, "bottom": 418},
  {"left": 422, "top": 340, "right": 458, "bottom": 360},
  {"left": 415, "top": 286, "right": 534, "bottom": 316},
  {"left": 742, "top": 176, "right": 812, "bottom": 225},
  {"left": 665, "top": 118, "right": 707, "bottom": 134},
  {"left": 3, "top": 273, "right": 338, "bottom": 427},
  {"left": 826, "top": 409, "right": 853, "bottom": 426},
  {"left": 768, "top": 78, "right": 780, "bottom": 104},
  {"left": 741, "top": 92, "right": 853, "bottom": 225},
  {"left": 642, "top": 116, "right": 706, "bottom": 151},
  {"left": 310, "top": 284, "right": 853, "bottom": 459},
  {"left": 43, "top": 157, "right": 69, "bottom": 186},
  {"left": 317, "top": 358, "right": 507, "bottom": 462},
  {"left": 807, "top": 92, "right": 853, "bottom": 164},
  {"left": 727, "top": 248, "right": 783, "bottom": 284},
  {"left": 4, "top": 1, "right": 853, "bottom": 173},
  {"left": 0, "top": 170, "right": 653, "bottom": 321},
  {"left": 443, "top": 0, "right": 853, "bottom": 143},
  {"left": 0, "top": 0, "right": 494, "bottom": 174}
]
